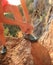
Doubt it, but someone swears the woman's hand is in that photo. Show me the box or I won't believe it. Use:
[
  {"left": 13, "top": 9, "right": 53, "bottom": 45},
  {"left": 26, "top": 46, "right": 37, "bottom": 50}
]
[{"left": 20, "top": 23, "right": 33, "bottom": 34}]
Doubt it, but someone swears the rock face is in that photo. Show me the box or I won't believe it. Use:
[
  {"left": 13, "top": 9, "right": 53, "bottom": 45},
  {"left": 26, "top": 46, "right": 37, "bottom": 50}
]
[
  {"left": 0, "top": 36, "right": 51, "bottom": 65},
  {"left": 0, "top": 37, "right": 34, "bottom": 65},
  {"left": 39, "top": 19, "right": 53, "bottom": 64},
  {"left": 31, "top": 42, "right": 51, "bottom": 65}
]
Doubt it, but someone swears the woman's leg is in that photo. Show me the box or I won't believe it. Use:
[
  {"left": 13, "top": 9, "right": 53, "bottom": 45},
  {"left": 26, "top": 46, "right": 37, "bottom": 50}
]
[{"left": 0, "top": 23, "right": 7, "bottom": 54}]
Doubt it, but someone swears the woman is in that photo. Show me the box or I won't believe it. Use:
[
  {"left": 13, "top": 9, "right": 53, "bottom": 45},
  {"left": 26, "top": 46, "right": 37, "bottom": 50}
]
[{"left": 0, "top": 0, "right": 33, "bottom": 54}]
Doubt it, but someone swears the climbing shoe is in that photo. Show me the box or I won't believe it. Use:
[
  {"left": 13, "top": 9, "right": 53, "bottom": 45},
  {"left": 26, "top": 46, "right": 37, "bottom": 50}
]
[
  {"left": 24, "top": 34, "right": 38, "bottom": 42},
  {"left": 0, "top": 46, "right": 7, "bottom": 55}
]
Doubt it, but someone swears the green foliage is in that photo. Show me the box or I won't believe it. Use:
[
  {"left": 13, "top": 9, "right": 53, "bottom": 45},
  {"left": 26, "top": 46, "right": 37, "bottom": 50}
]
[
  {"left": 26, "top": 0, "right": 34, "bottom": 14},
  {"left": 4, "top": 24, "right": 21, "bottom": 37},
  {"left": 18, "top": 6, "right": 24, "bottom": 16},
  {"left": 26, "top": 0, "right": 33, "bottom": 6},
  {"left": 4, "top": 12, "right": 15, "bottom": 20},
  {"left": 4, "top": 27, "right": 9, "bottom": 36},
  {"left": 9, "top": 26, "right": 20, "bottom": 37}
]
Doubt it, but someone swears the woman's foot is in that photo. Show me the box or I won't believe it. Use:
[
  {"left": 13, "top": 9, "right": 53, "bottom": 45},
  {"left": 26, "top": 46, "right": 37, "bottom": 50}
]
[
  {"left": 0, "top": 46, "right": 7, "bottom": 55},
  {"left": 24, "top": 34, "right": 38, "bottom": 42}
]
